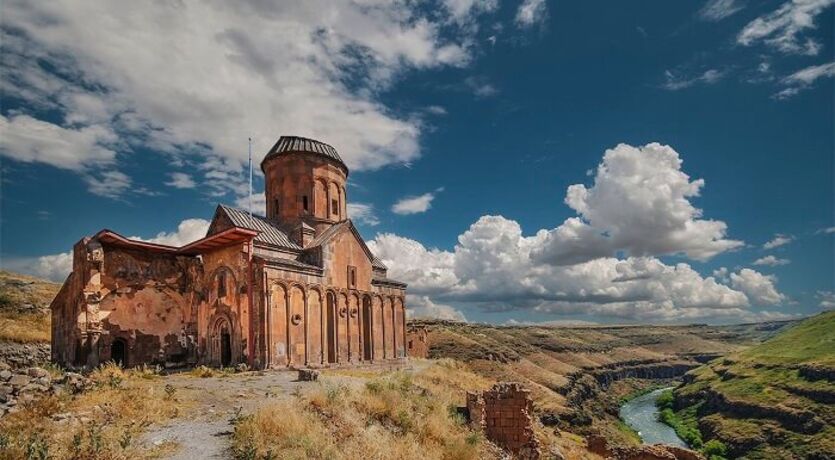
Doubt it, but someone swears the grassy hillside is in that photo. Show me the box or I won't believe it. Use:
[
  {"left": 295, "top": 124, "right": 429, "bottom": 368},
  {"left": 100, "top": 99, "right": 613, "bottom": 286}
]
[
  {"left": 415, "top": 319, "right": 797, "bottom": 448},
  {"left": 672, "top": 311, "right": 835, "bottom": 459},
  {"left": 0, "top": 271, "right": 61, "bottom": 343},
  {"left": 739, "top": 310, "right": 834, "bottom": 365}
]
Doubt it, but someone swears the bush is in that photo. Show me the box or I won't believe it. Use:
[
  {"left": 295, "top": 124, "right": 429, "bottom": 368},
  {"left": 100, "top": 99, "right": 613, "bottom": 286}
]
[
  {"left": 658, "top": 406, "right": 703, "bottom": 449},
  {"left": 656, "top": 389, "right": 674, "bottom": 410},
  {"left": 702, "top": 439, "right": 728, "bottom": 458}
]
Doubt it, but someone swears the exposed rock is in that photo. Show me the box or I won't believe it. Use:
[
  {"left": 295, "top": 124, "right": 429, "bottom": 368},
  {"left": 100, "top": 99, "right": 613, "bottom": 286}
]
[
  {"left": 0, "top": 343, "right": 51, "bottom": 369},
  {"left": 587, "top": 434, "right": 704, "bottom": 460},
  {"left": 26, "top": 367, "right": 49, "bottom": 378},
  {"left": 701, "top": 388, "right": 824, "bottom": 434},
  {"left": 797, "top": 364, "right": 835, "bottom": 382},
  {"left": 8, "top": 374, "right": 30, "bottom": 387},
  {"left": 298, "top": 369, "right": 319, "bottom": 381},
  {"left": 0, "top": 368, "right": 92, "bottom": 416}
]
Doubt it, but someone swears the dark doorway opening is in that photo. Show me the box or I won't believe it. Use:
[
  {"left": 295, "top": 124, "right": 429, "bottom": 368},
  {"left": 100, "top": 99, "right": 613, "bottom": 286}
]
[
  {"left": 220, "top": 331, "right": 232, "bottom": 367},
  {"left": 326, "top": 293, "right": 337, "bottom": 363},
  {"left": 111, "top": 338, "right": 127, "bottom": 367},
  {"left": 362, "top": 297, "right": 373, "bottom": 361}
]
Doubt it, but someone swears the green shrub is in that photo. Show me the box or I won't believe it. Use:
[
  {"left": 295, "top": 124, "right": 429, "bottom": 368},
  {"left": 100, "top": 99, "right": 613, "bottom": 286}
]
[
  {"left": 703, "top": 439, "right": 728, "bottom": 458},
  {"left": 656, "top": 389, "right": 674, "bottom": 410}
]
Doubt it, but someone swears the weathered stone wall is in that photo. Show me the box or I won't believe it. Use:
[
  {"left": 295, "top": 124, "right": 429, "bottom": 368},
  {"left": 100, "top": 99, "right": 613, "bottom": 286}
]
[
  {"left": 467, "top": 383, "right": 542, "bottom": 459},
  {"left": 51, "top": 238, "right": 203, "bottom": 369},
  {"left": 262, "top": 153, "right": 348, "bottom": 232},
  {"left": 406, "top": 325, "right": 429, "bottom": 359},
  {"left": 198, "top": 242, "right": 252, "bottom": 367},
  {"left": 259, "top": 274, "right": 405, "bottom": 367}
]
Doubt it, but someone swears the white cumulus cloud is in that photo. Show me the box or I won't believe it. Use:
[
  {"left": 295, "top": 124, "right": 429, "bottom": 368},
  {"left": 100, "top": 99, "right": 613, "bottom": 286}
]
[
  {"left": 392, "top": 188, "right": 442, "bottom": 215},
  {"left": 369, "top": 214, "right": 768, "bottom": 322},
  {"left": 1, "top": 0, "right": 496, "bottom": 199},
  {"left": 0, "top": 113, "right": 117, "bottom": 171},
  {"left": 753, "top": 255, "right": 790, "bottom": 266},
  {"left": 532, "top": 143, "right": 743, "bottom": 266},
  {"left": 407, "top": 295, "right": 467, "bottom": 321},
  {"left": 730, "top": 268, "right": 786, "bottom": 305}
]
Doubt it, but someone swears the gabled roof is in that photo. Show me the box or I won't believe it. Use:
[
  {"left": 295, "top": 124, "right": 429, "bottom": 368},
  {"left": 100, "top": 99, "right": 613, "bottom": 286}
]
[
  {"left": 215, "top": 204, "right": 301, "bottom": 251},
  {"left": 261, "top": 136, "right": 348, "bottom": 174},
  {"left": 372, "top": 256, "right": 387, "bottom": 271},
  {"left": 305, "top": 219, "right": 384, "bottom": 269}
]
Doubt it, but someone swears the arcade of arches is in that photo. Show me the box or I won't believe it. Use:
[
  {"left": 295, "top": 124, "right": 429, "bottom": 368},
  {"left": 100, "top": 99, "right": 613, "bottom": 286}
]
[{"left": 267, "top": 283, "right": 406, "bottom": 367}]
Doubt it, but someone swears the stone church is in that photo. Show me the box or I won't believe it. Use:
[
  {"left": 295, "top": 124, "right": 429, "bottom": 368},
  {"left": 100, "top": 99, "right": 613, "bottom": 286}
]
[{"left": 50, "top": 136, "right": 408, "bottom": 369}]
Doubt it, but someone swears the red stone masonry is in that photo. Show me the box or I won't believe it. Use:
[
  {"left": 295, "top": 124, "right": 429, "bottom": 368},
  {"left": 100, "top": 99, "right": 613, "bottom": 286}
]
[{"left": 467, "top": 382, "right": 542, "bottom": 459}]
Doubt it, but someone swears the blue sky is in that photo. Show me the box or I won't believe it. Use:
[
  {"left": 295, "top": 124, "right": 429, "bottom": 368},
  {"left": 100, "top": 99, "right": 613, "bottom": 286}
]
[{"left": 1, "top": 0, "right": 833, "bottom": 324}]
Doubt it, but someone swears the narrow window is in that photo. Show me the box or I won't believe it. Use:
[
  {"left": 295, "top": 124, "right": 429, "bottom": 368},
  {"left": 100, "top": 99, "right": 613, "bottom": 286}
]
[
  {"left": 302, "top": 195, "right": 309, "bottom": 212},
  {"left": 348, "top": 266, "right": 357, "bottom": 289},
  {"left": 331, "top": 199, "right": 339, "bottom": 216},
  {"left": 274, "top": 198, "right": 279, "bottom": 216},
  {"left": 218, "top": 272, "right": 227, "bottom": 297}
]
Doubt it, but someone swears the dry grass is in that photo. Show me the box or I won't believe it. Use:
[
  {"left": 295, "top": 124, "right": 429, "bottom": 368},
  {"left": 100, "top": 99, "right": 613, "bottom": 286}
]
[
  {"left": 0, "top": 363, "right": 191, "bottom": 460},
  {"left": 0, "top": 311, "right": 50, "bottom": 343},
  {"left": 231, "top": 360, "right": 497, "bottom": 460},
  {"left": 0, "top": 270, "right": 60, "bottom": 343},
  {"left": 187, "top": 365, "right": 236, "bottom": 378}
]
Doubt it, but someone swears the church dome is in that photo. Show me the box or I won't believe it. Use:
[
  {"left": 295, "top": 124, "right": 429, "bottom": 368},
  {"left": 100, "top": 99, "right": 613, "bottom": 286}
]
[{"left": 261, "top": 135, "right": 347, "bottom": 174}]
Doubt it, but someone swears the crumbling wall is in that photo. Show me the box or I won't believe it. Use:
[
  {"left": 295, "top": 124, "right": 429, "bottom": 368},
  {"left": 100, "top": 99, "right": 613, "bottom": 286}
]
[
  {"left": 98, "top": 246, "right": 201, "bottom": 367},
  {"left": 406, "top": 325, "right": 429, "bottom": 359},
  {"left": 467, "top": 382, "right": 541, "bottom": 459},
  {"left": 50, "top": 237, "right": 203, "bottom": 368}
]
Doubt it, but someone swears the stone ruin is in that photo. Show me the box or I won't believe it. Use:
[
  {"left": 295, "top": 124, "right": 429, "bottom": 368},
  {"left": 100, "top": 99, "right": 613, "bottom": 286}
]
[
  {"left": 405, "top": 324, "right": 429, "bottom": 359},
  {"left": 467, "top": 382, "right": 542, "bottom": 459}
]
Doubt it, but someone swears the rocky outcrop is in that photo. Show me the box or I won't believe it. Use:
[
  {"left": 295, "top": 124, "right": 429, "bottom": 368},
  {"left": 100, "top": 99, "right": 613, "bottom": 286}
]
[
  {"left": 0, "top": 361, "right": 92, "bottom": 416},
  {"left": 558, "top": 359, "right": 700, "bottom": 407},
  {"left": 797, "top": 364, "right": 835, "bottom": 382},
  {"left": 0, "top": 342, "right": 50, "bottom": 369},
  {"left": 700, "top": 388, "right": 824, "bottom": 434},
  {"left": 587, "top": 434, "right": 705, "bottom": 460}
]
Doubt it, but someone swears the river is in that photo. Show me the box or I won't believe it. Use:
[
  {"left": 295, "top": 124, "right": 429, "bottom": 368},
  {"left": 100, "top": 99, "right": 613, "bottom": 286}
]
[{"left": 619, "top": 387, "right": 687, "bottom": 447}]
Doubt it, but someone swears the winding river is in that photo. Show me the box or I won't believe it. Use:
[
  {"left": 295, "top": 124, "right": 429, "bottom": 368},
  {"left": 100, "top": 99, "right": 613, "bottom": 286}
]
[{"left": 619, "top": 387, "right": 687, "bottom": 447}]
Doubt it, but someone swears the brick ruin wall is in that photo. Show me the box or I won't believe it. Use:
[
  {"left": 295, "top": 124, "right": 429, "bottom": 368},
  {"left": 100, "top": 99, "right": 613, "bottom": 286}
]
[
  {"left": 467, "top": 382, "right": 542, "bottom": 459},
  {"left": 405, "top": 326, "right": 429, "bottom": 359}
]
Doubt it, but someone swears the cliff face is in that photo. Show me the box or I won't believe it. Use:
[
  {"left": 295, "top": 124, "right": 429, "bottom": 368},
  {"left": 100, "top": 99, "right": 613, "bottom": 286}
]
[{"left": 671, "top": 311, "right": 835, "bottom": 459}]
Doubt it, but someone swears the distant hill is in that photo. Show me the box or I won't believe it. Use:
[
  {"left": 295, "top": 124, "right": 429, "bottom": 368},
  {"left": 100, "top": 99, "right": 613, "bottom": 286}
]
[
  {"left": 0, "top": 270, "right": 61, "bottom": 343},
  {"left": 672, "top": 311, "right": 835, "bottom": 459}
]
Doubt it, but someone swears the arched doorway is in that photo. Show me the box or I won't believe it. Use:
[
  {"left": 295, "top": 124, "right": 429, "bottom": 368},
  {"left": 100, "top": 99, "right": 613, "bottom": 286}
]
[
  {"left": 211, "top": 316, "right": 234, "bottom": 367},
  {"left": 326, "top": 293, "right": 337, "bottom": 363},
  {"left": 111, "top": 338, "right": 127, "bottom": 367},
  {"left": 362, "top": 297, "right": 373, "bottom": 361},
  {"left": 220, "top": 329, "right": 232, "bottom": 366}
]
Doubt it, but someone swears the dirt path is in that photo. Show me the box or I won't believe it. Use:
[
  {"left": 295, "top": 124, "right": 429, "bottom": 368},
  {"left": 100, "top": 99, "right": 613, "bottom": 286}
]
[{"left": 142, "top": 362, "right": 421, "bottom": 459}]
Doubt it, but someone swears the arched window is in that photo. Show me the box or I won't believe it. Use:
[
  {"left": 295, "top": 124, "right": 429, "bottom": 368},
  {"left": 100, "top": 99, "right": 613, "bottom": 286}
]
[{"left": 218, "top": 272, "right": 227, "bottom": 298}]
